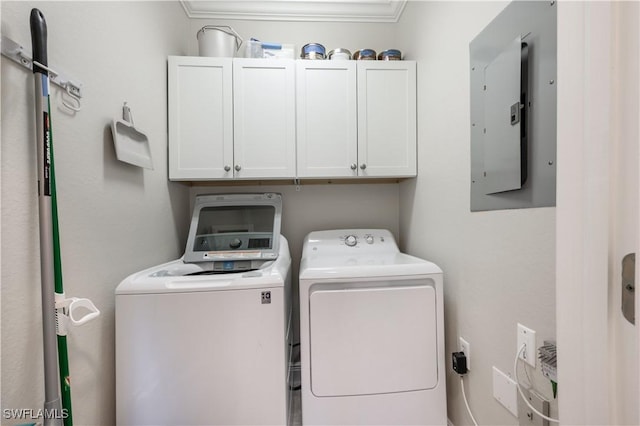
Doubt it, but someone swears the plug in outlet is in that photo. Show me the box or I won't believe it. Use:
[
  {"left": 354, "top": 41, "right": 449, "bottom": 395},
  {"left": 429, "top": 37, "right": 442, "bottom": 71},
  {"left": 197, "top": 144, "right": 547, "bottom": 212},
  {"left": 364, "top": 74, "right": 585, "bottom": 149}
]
[
  {"left": 517, "top": 323, "right": 536, "bottom": 367},
  {"left": 459, "top": 337, "right": 471, "bottom": 371}
]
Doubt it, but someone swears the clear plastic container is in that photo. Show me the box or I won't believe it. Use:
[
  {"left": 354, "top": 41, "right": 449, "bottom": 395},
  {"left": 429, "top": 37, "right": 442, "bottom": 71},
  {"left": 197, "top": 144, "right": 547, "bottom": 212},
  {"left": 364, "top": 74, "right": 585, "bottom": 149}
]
[{"left": 244, "top": 40, "right": 295, "bottom": 59}]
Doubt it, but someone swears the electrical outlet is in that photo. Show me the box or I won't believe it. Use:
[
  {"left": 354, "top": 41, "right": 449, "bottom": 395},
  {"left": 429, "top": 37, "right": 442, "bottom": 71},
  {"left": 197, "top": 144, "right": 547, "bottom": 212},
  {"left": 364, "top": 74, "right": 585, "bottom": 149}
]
[
  {"left": 517, "top": 323, "right": 536, "bottom": 367},
  {"left": 459, "top": 337, "right": 471, "bottom": 371}
]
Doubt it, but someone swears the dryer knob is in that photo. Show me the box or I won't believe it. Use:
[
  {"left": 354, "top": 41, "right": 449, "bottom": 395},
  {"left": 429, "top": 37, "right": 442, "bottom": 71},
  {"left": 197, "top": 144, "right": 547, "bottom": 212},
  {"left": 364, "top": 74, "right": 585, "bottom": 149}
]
[
  {"left": 365, "top": 235, "right": 374, "bottom": 244},
  {"left": 345, "top": 235, "right": 357, "bottom": 247}
]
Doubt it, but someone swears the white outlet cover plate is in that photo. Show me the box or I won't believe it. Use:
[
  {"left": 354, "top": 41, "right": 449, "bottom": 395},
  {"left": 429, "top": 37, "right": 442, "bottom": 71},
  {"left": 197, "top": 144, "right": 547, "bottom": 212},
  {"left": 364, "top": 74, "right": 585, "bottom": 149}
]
[
  {"left": 492, "top": 366, "right": 518, "bottom": 417},
  {"left": 459, "top": 337, "right": 470, "bottom": 371},
  {"left": 517, "top": 323, "right": 536, "bottom": 367}
]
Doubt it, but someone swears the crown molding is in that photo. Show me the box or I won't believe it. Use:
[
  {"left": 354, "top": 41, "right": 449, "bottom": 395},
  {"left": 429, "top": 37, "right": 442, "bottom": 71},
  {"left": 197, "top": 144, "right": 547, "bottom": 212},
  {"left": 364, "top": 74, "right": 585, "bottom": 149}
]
[{"left": 180, "top": 1, "right": 408, "bottom": 23}]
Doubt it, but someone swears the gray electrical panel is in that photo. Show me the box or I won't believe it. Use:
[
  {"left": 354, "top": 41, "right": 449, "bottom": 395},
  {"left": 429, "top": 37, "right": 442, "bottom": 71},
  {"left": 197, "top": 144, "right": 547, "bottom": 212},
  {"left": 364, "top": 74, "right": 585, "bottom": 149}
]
[{"left": 470, "top": 1, "right": 557, "bottom": 211}]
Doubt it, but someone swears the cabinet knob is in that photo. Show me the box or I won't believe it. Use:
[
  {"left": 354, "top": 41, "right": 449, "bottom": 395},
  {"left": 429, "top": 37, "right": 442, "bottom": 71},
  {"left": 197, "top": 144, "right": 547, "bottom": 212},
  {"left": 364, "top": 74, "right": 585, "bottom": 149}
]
[
  {"left": 360, "top": 163, "right": 367, "bottom": 170},
  {"left": 224, "top": 165, "right": 231, "bottom": 172},
  {"left": 350, "top": 163, "right": 357, "bottom": 170},
  {"left": 235, "top": 165, "right": 242, "bottom": 172}
]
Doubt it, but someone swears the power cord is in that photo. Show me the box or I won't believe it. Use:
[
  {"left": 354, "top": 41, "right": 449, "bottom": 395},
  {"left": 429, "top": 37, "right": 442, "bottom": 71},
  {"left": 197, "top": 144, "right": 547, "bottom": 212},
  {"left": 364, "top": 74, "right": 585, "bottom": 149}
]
[
  {"left": 460, "top": 375, "right": 479, "bottom": 426},
  {"left": 514, "top": 344, "right": 560, "bottom": 423},
  {"left": 452, "top": 352, "right": 479, "bottom": 426}
]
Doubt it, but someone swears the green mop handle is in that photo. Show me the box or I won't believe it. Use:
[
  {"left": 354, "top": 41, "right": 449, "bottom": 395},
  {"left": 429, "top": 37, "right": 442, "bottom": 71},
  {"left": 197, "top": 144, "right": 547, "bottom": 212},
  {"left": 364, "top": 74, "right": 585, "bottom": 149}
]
[
  {"left": 31, "top": 8, "right": 71, "bottom": 426},
  {"left": 52, "top": 119, "right": 73, "bottom": 426}
]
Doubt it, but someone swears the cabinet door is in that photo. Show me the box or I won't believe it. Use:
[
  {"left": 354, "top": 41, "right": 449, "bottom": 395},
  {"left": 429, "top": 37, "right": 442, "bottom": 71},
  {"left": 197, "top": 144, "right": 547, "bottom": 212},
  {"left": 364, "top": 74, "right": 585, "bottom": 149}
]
[
  {"left": 168, "top": 56, "right": 233, "bottom": 180},
  {"left": 357, "top": 61, "right": 417, "bottom": 177},
  {"left": 296, "top": 61, "right": 357, "bottom": 178},
  {"left": 233, "top": 59, "right": 296, "bottom": 179}
]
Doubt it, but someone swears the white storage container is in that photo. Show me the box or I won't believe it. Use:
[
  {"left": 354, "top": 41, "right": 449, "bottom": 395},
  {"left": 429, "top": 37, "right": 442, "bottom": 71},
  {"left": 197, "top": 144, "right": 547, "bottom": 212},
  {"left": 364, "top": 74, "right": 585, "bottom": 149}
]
[{"left": 197, "top": 26, "right": 242, "bottom": 57}]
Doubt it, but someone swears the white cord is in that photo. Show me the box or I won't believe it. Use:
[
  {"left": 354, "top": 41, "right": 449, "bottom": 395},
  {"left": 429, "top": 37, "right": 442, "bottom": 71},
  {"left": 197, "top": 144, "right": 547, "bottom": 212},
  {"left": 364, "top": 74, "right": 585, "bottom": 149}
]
[
  {"left": 460, "top": 375, "right": 479, "bottom": 426},
  {"left": 514, "top": 344, "right": 560, "bottom": 423}
]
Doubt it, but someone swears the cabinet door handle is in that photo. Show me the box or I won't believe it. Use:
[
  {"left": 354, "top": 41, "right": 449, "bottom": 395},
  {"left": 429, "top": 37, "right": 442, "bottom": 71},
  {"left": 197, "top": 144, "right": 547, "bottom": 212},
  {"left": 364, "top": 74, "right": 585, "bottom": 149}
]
[
  {"left": 224, "top": 165, "right": 231, "bottom": 172},
  {"left": 350, "top": 163, "right": 357, "bottom": 170},
  {"left": 235, "top": 165, "right": 242, "bottom": 172},
  {"left": 360, "top": 163, "right": 367, "bottom": 170}
]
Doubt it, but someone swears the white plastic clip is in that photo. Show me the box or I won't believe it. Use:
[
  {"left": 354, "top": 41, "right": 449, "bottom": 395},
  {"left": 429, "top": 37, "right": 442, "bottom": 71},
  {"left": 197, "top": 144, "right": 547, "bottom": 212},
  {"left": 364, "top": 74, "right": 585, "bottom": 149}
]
[
  {"left": 1, "top": 35, "right": 84, "bottom": 112},
  {"left": 55, "top": 293, "right": 100, "bottom": 336},
  {"left": 32, "top": 59, "right": 82, "bottom": 112}
]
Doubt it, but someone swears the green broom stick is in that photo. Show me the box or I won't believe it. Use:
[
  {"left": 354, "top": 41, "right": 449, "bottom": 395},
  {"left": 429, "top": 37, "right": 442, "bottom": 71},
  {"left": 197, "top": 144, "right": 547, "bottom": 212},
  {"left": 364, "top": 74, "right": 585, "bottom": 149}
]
[
  {"left": 50, "top": 99, "right": 73, "bottom": 425},
  {"left": 31, "top": 9, "right": 71, "bottom": 425}
]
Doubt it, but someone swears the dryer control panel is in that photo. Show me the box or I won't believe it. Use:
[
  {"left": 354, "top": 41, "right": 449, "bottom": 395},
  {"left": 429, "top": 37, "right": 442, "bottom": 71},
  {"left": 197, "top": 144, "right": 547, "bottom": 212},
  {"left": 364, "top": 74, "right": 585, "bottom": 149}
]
[
  {"left": 303, "top": 229, "right": 399, "bottom": 256},
  {"left": 343, "top": 232, "right": 383, "bottom": 247}
]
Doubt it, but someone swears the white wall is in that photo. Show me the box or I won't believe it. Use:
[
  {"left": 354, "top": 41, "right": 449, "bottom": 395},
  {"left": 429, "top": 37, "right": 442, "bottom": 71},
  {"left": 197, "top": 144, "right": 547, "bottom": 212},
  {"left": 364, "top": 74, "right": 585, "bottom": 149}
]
[
  {"left": 190, "top": 183, "right": 401, "bottom": 340},
  {"left": 1, "top": 2, "right": 565, "bottom": 425},
  {"left": 397, "top": 2, "right": 557, "bottom": 425},
  {"left": 556, "top": 2, "right": 639, "bottom": 424},
  {"left": 1, "top": 2, "right": 190, "bottom": 424},
  {"left": 1, "top": 3, "right": 402, "bottom": 423},
  {"left": 609, "top": 4, "right": 639, "bottom": 423},
  {"left": 186, "top": 16, "right": 398, "bottom": 58},
  {"left": 186, "top": 14, "right": 404, "bottom": 342}
]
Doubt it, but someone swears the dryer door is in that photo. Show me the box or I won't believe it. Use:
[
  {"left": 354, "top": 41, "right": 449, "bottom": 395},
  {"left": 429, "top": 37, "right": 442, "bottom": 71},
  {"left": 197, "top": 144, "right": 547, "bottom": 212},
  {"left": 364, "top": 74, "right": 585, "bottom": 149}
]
[{"left": 309, "top": 279, "right": 438, "bottom": 397}]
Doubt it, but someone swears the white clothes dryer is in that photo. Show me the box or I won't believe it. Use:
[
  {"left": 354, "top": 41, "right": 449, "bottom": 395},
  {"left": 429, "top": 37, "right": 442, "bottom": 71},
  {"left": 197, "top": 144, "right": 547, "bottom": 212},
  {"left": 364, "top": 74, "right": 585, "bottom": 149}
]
[
  {"left": 299, "top": 229, "right": 446, "bottom": 425},
  {"left": 116, "top": 193, "right": 293, "bottom": 425}
]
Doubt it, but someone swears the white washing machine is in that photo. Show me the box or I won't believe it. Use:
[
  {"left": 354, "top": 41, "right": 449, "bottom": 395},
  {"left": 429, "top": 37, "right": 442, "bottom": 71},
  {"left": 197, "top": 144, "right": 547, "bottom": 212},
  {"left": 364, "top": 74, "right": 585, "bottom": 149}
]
[
  {"left": 299, "top": 229, "right": 446, "bottom": 425},
  {"left": 116, "top": 193, "right": 292, "bottom": 425}
]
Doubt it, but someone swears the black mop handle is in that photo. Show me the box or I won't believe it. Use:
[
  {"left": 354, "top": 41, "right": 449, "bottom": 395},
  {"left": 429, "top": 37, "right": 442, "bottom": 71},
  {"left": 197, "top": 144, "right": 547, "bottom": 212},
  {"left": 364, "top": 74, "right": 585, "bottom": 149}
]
[{"left": 30, "top": 8, "right": 48, "bottom": 74}]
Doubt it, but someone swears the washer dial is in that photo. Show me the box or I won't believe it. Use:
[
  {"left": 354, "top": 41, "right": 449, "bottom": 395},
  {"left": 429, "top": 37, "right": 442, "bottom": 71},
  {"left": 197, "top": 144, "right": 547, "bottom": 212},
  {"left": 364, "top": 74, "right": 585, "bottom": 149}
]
[
  {"left": 229, "top": 238, "right": 242, "bottom": 249},
  {"left": 345, "top": 235, "right": 357, "bottom": 247}
]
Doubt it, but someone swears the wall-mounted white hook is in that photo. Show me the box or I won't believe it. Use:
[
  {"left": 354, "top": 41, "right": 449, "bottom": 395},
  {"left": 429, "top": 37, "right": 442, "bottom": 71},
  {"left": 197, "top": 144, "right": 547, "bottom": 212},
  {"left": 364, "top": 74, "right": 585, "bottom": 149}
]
[
  {"left": 61, "top": 83, "right": 82, "bottom": 112},
  {"left": 122, "top": 102, "right": 134, "bottom": 125},
  {"left": 1, "top": 35, "right": 84, "bottom": 112}
]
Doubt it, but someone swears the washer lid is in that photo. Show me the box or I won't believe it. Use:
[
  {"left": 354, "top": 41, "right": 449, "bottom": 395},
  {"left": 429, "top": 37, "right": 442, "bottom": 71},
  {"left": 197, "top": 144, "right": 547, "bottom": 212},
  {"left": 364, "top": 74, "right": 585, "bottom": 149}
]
[
  {"left": 184, "top": 193, "right": 282, "bottom": 264},
  {"left": 115, "top": 235, "right": 291, "bottom": 295}
]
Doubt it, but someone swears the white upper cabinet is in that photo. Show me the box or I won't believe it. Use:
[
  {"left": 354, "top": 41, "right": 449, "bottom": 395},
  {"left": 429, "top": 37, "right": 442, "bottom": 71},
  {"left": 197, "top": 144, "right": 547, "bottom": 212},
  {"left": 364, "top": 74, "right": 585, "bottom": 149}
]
[
  {"left": 168, "top": 57, "right": 295, "bottom": 181},
  {"left": 168, "top": 56, "right": 233, "bottom": 180},
  {"left": 357, "top": 61, "right": 417, "bottom": 177},
  {"left": 296, "top": 61, "right": 357, "bottom": 178},
  {"left": 168, "top": 57, "right": 416, "bottom": 181},
  {"left": 233, "top": 59, "right": 296, "bottom": 179},
  {"left": 297, "top": 60, "right": 416, "bottom": 178}
]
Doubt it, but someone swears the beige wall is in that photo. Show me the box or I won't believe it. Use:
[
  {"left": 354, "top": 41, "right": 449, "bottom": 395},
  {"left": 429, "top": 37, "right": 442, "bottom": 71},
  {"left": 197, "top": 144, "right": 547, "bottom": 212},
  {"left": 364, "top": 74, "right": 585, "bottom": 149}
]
[{"left": 397, "top": 2, "right": 557, "bottom": 425}]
